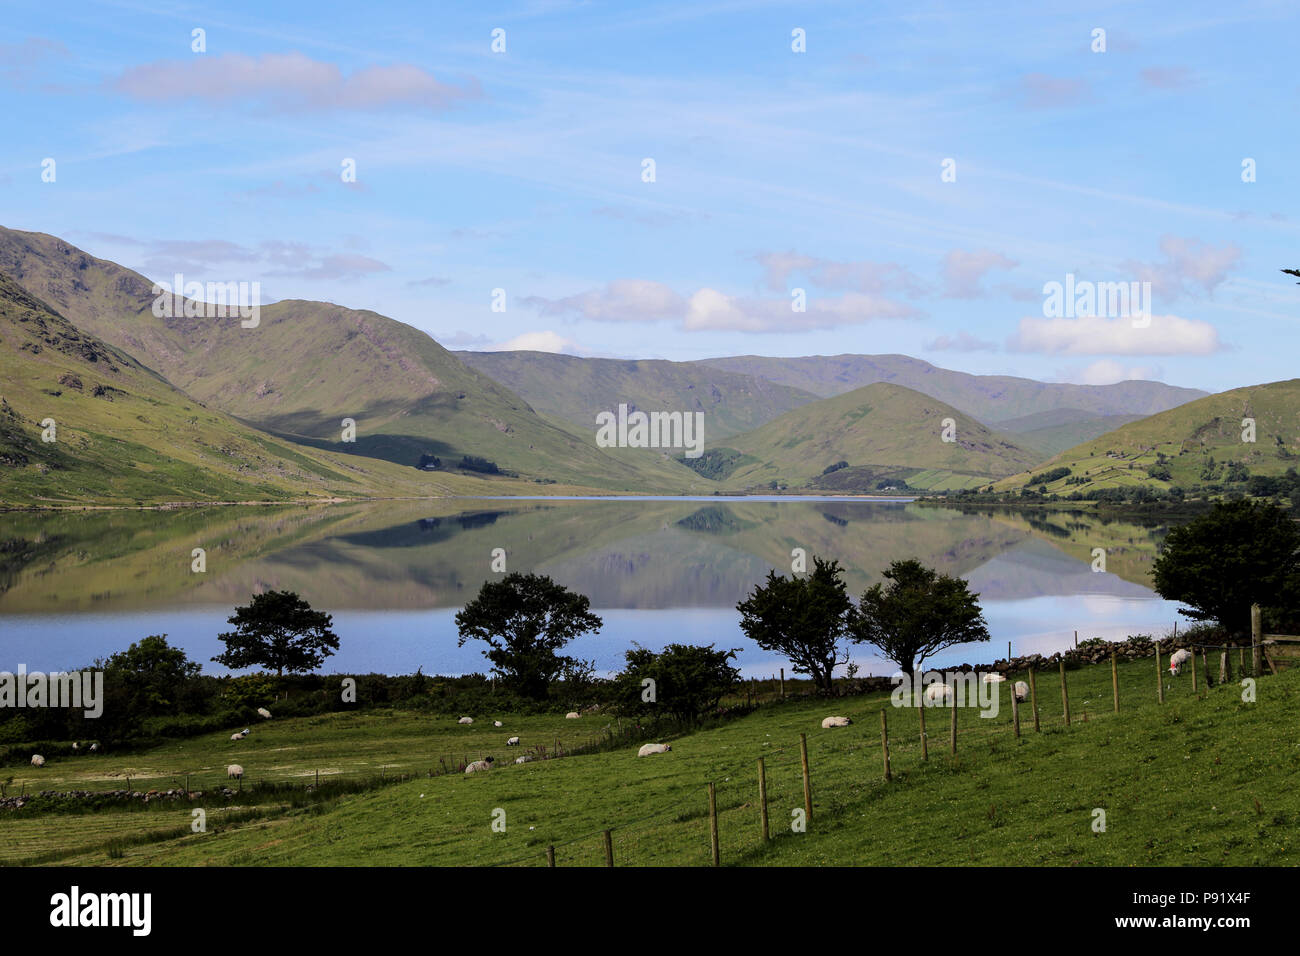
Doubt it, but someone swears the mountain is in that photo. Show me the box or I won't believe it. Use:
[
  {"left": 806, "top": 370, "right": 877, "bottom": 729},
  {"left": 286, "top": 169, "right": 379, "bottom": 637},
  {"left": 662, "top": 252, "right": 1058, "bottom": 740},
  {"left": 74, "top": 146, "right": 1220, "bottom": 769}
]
[
  {"left": 687, "top": 382, "right": 1043, "bottom": 492},
  {"left": 992, "top": 379, "right": 1300, "bottom": 495},
  {"left": 696, "top": 353, "right": 1207, "bottom": 428},
  {"left": 456, "top": 350, "right": 819, "bottom": 440},
  {"left": 991, "top": 408, "right": 1148, "bottom": 457},
  {"left": 0, "top": 226, "right": 702, "bottom": 493},
  {"left": 0, "top": 274, "right": 497, "bottom": 506}
]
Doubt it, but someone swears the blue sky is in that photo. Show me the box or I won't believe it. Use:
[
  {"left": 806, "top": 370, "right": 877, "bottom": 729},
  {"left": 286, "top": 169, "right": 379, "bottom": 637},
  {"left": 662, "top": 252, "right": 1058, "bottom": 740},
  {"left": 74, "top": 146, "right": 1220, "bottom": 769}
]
[{"left": 1, "top": 0, "right": 1296, "bottom": 391}]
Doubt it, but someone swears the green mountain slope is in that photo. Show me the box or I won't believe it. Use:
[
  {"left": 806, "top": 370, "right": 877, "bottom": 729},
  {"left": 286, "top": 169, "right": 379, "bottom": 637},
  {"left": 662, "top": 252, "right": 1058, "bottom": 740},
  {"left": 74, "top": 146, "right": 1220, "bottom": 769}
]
[
  {"left": 701, "top": 382, "right": 1043, "bottom": 491},
  {"left": 0, "top": 275, "right": 500, "bottom": 506},
  {"left": 697, "top": 353, "right": 1206, "bottom": 425},
  {"left": 992, "top": 379, "right": 1300, "bottom": 495},
  {"left": 0, "top": 226, "right": 700, "bottom": 493},
  {"left": 993, "top": 408, "right": 1148, "bottom": 457},
  {"left": 456, "top": 350, "right": 819, "bottom": 439}
]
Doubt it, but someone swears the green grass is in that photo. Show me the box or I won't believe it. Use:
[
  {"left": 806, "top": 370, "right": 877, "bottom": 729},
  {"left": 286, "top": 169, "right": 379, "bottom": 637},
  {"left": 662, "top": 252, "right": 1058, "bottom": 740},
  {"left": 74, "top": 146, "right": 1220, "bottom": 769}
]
[{"left": 12, "top": 655, "right": 1299, "bottom": 867}]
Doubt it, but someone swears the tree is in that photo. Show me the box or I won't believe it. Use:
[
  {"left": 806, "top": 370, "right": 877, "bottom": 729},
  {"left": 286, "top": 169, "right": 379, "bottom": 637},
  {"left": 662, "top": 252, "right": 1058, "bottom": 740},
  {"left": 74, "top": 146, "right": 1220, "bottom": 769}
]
[
  {"left": 212, "top": 591, "right": 339, "bottom": 677},
  {"left": 736, "top": 556, "right": 852, "bottom": 692},
  {"left": 455, "top": 573, "right": 602, "bottom": 699},
  {"left": 613, "top": 643, "right": 741, "bottom": 724},
  {"left": 849, "top": 559, "right": 989, "bottom": 677},
  {"left": 1151, "top": 499, "right": 1300, "bottom": 638}
]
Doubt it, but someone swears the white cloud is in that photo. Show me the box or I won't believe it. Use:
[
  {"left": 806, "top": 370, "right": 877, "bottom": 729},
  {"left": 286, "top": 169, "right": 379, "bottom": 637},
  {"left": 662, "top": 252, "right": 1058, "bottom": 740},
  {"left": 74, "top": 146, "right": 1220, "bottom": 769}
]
[
  {"left": 524, "top": 279, "right": 684, "bottom": 322},
  {"left": 1121, "top": 235, "right": 1242, "bottom": 300},
  {"left": 684, "top": 288, "right": 916, "bottom": 332},
  {"left": 111, "top": 53, "right": 478, "bottom": 112},
  {"left": 1056, "top": 360, "right": 1165, "bottom": 386},
  {"left": 1007, "top": 313, "right": 1222, "bottom": 355},
  {"left": 940, "top": 249, "right": 1018, "bottom": 298},
  {"left": 487, "top": 330, "right": 585, "bottom": 353}
]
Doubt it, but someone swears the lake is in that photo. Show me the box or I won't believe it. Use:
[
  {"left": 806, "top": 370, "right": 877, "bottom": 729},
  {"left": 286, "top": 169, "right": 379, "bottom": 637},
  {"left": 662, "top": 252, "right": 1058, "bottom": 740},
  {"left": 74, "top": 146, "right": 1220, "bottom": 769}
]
[{"left": 0, "top": 497, "right": 1186, "bottom": 679}]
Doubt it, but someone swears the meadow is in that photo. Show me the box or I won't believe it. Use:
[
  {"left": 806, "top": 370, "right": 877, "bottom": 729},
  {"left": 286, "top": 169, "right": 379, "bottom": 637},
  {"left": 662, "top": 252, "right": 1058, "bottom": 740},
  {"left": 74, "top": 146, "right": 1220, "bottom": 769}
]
[{"left": 5, "top": 653, "right": 1297, "bottom": 867}]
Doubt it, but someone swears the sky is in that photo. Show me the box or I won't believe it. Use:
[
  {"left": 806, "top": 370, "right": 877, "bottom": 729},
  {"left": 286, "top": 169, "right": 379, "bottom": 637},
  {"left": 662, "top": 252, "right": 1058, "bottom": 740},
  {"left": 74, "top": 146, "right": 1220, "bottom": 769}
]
[{"left": 1, "top": 0, "right": 1296, "bottom": 393}]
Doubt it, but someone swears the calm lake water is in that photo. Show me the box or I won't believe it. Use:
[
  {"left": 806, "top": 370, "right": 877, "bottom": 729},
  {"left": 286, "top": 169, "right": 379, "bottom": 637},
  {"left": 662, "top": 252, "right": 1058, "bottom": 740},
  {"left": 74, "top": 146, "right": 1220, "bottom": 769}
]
[{"left": 0, "top": 497, "right": 1186, "bottom": 679}]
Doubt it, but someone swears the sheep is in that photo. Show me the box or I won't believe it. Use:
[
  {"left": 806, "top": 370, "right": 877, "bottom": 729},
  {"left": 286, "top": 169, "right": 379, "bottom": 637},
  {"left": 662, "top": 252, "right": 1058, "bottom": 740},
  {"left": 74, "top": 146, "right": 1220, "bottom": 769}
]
[
  {"left": 515, "top": 755, "right": 534, "bottom": 764},
  {"left": 637, "top": 743, "right": 671, "bottom": 757},
  {"left": 227, "top": 764, "right": 243, "bottom": 779},
  {"left": 924, "top": 683, "right": 953, "bottom": 706},
  {"left": 458, "top": 716, "right": 474, "bottom": 725},
  {"left": 31, "top": 754, "right": 45, "bottom": 767},
  {"left": 257, "top": 707, "right": 272, "bottom": 719},
  {"left": 821, "top": 716, "right": 851, "bottom": 728},
  {"left": 506, "top": 736, "right": 520, "bottom": 746},
  {"left": 1014, "top": 681, "right": 1029, "bottom": 703},
  {"left": 465, "top": 756, "right": 495, "bottom": 774},
  {"left": 565, "top": 712, "right": 580, "bottom": 719},
  {"left": 230, "top": 733, "right": 243, "bottom": 742},
  {"left": 493, "top": 721, "right": 503, "bottom": 727},
  {"left": 89, "top": 743, "right": 98, "bottom": 752},
  {"left": 72, "top": 742, "right": 79, "bottom": 751},
  {"left": 1169, "top": 648, "right": 1193, "bottom": 676},
  {"left": 981, "top": 673, "right": 1005, "bottom": 683}
]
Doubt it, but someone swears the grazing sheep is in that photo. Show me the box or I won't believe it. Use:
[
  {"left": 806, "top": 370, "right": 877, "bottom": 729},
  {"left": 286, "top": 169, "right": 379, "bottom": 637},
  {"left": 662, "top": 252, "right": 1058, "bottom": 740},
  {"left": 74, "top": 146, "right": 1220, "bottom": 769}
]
[
  {"left": 30, "top": 755, "right": 45, "bottom": 767},
  {"left": 924, "top": 683, "right": 953, "bottom": 705},
  {"left": 506, "top": 736, "right": 520, "bottom": 746},
  {"left": 89, "top": 743, "right": 98, "bottom": 752},
  {"left": 821, "top": 716, "right": 851, "bottom": 728},
  {"left": 565, "top": 712, "right": 580, "bottom": 719},
  {"left": 493, "top": 721, "right": 503, "bottom": 727},
  {"left": 637, "top": 743, "right": 671, "bottom": 757},
  {"left": 465, "top": 756, "right": 495, "bottom": 774},
  {"left": 257, "top": 707, "right": 272, "bottom": 719},
  {"left": 458, "top": 716, "right": 474, "bottom": 725},
  {"left": 1169, "top": 648, "right": 1193, "bottom": 676},
  {"left": 514, "top": 755, "right": 533, "bottom": 765},
  {"left": 1014, "top": 681, "right": 1030, "bottom": 703},
  {"left": 72, "top": 742, "right": 79, "bottom": 751},
  {"left": 227, "top": 764, "right": 243, "bottom": 779},
  {"left": 230, "top": 733, "right": 243, "bottom": 742},
  {"left": 981, "top": 672, "right": 1006, "bottom": 683}
]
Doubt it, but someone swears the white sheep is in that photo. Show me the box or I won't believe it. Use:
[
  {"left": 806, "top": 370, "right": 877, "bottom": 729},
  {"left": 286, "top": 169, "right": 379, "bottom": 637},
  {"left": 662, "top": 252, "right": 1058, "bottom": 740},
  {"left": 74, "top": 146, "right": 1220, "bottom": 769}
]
[
  {"left": 30, "top": 754, "right": 44, "bottom": 767},
  {"left": 1014, "top": 681, "right": 1029, "bottom": 703},
  {"left": 924, "top": 683, "right": 953, "bottom": 706},
  {"left": 465, "top": 756, "right": 495, "bottom": 774},
  {"left": 72, "top": 742, "right": 79, "bottom": 751},
  {"left": 821, "top": 716, "right": 851, "bottom": 728},
  {"left": 506, "top": 736, "right": 520, "bottom": 746},
  {"left": 227, "top": 764, "right": 243, "bottom": 779},
  {"left": 565, "top": 712, "right": 580, "bottom": 719},
  {"left": 1169, "top": 648, "right": 1193, "bottom": 676},
  {"left": 493, "top": 721, "right": 503, "bottom": 727},
  {"left": 981, "top": 672, "right": 1006, "bottom": 683},
  {"left": 257, "top": 707, "right": 272, "bottom": 719},
  {"left": 514, "top": 755, "right": 533, "bottom": 764},
  {"left": 89, "top": 743, "right": 99, "bottom": 752},
  {"left": 458, "top": 716, "right": 474, "bottom": 725},
  {"left": 230, "top": 733, "right": 243, "bottom": 742},
  {"left": 637, "top": 743, "right": 671, "bottom": 757}
]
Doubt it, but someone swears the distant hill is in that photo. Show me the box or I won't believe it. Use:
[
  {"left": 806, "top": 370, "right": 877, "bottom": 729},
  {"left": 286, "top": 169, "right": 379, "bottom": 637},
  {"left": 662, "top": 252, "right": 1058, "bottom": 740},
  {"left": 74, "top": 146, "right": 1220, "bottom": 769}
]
[
  {"left": 457, "top": 350, "right": 819, "bottom": 440},
  {"left": 696, "top": 353, "right": 1206, "bottom": 428},
  {"left": 691, "top": 382, "right": 1043, "bottom": 492},
  {"left": 992, "top": 408, "right": 1148, "bottom": 458},
  {"left": 0, "top": 226, "right": 701, "bottom": 493},
  {"left": 992, "top": 379, "right": 1300, "bottom": 495},
  {"left": 0, "top": 274, "right": 488, "bottom": 505}
]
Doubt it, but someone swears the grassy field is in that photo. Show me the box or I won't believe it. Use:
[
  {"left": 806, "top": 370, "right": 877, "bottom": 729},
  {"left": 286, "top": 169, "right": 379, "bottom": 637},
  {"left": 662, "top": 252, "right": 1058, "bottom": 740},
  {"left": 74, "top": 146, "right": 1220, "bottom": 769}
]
[{"left": 7, "top": 654, "right": 1298, "bottom": 867}]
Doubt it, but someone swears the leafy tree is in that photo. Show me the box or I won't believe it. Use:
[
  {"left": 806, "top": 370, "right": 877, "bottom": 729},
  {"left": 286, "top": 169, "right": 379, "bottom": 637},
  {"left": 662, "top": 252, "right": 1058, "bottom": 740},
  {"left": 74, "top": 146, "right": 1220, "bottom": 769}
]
[
  {"left": 849, "top": 559, "right": 989, "bottom": 677},
  {"left": 455, "top": 573, "right": 602, "bottom": 699},
  {"left": 613, "top": 643, "right": 741, "bottom": 724},
  {"left": 104, "top": 634, "right": 201, "bottom": 713},
  {"left": 1151, "top": 499, "right": 1300, "bottom": 638},
  {"left": 212, "top": 591, "right": 339, "bottom": 677},
  {"left": 736, "top": 556, "right": 852, "bottom": 691}
]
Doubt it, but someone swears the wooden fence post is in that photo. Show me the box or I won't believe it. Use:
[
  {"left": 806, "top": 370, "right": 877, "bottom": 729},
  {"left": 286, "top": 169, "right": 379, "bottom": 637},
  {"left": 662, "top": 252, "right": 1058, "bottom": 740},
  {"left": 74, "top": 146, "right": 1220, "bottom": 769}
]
[
  {"left": 1010, "top": 679, "right": 1020, "bottom": 739},
  {"left": 949, "top": 687, "right": 958, "bottom": 757},
  {"left": 546, "top": 845, "right": 556, "bottom": 867},
  {"left": 1251, "top": 603, "right": 1263, "bottom": 677},
  {"left": 1201, "top": 648, "right": 1210, "bottom": 693},
  {"left": 779, "top": 667, "right": 785, "bottom": 699},
  {"left": 1220, "top": 650, "right": 1229, "bottom": 685},
  {"left": 708, "top": 782, "right": 720, "bottom": 867},
  {"left": 1238, "top": 645, "right": 1245, "bottom": 676},
  {"left": 1059, "top": 659, "right": 1071, "bottom": 726},
  {"left": 918, "top": 695, "right": 928, "bottom": 761},
  {"left": 1029, "top": 667, "right": 1040, "bottom": 732},
  {"left": 1155, "top": 642, "right": 1164, "bottom": 703},
  {"left": 1111, "top": 649, "right": 1119, "bottom": 713},
  {"left": 880, "top": 710, "right": 892, "bottom": 782},
  {"left": 1190, "top": 644, "right": 1198, "bottom": 693},
  {"left": 800, "top": 733, "right": 812, "bottom": 823},
  {"left": 603, "top": 829, "right": 614, "bottom": 867},
  {"left": 758, "top": 758, "right": 769, "bottom": 841}
]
